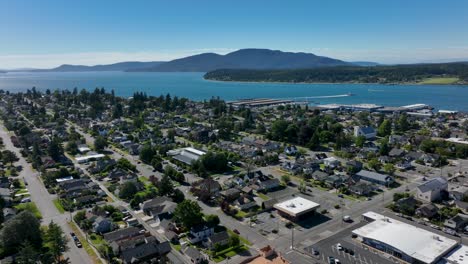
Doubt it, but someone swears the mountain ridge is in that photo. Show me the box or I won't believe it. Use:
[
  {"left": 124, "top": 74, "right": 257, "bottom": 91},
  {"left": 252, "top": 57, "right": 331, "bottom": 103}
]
[
  {"left": 129, "top": 48, "right": 351, "bottom": 72},
  {"left": 31, "top": 61, "right": 165, "bottom": 72}
]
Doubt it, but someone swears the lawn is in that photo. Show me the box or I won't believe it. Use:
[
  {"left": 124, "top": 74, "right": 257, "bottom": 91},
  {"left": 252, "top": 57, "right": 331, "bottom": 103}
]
[
  {"left": 256, "top": 192, "right": 269, "bottom": 201},
  {"left": 234, "top": 210, "right": 248, "bottom": 219},
  {"left": 89, "top": 234, "right": 105, "bottom": 247},
  {"left": 15, "top": 202, "right": 42, "bottom": 219},
  {"left": 419, "top": 77, "right": 459, "bottom": 84},
  {"left": 53, "top": 198, "right": 65, "bottom": 214},
  {"left": 227, "top": 229, "right": 252, "bottom": 246},
  {"left": 212, "top": 245, "right": 249, "bottom": 263},
  {"left": 68, "top": 222, "right": 103, "bottom": 264}
]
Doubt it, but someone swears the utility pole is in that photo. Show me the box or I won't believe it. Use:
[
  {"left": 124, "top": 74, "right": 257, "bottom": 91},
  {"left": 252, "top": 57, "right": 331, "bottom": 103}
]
[{"left": 291, "top": 226, "right": 294, "bottom": 250}]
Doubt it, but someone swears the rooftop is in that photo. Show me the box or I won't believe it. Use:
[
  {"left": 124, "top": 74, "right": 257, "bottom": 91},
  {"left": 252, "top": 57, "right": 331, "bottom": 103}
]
[
  {"left": 353, "top": 212, "right": 458, "bottom": 263},
  {"left": 274, "top": 197, "right": 320, "bottom": 217}
]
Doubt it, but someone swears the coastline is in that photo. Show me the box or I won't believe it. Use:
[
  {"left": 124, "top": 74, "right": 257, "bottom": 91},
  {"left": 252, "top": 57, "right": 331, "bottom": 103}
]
[{"left": 203, "top": 77, "right": 468, "bottom": 86}]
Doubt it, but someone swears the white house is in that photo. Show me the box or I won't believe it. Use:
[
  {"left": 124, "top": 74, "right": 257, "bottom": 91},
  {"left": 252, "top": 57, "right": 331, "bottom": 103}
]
[
  {"left": 354, "top": 126, "right": 376, "bottom": 139},
  {"left": 416, "top": 177, "right": 448, "bottom": 203},
  {"left": 323, "top": 157, "right": 340, "bottom": 168},
  {"left": 188, "top": 225, "right": 214, "bottom": 243}
]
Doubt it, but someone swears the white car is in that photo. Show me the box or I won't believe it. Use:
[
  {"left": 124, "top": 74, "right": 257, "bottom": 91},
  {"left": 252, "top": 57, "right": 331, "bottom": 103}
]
[
  {"left": 335, "top": 259, "right": 341, "bottom": 264},
  {"left": 336, "top": 243, "right": 343, "bottom": 251}
]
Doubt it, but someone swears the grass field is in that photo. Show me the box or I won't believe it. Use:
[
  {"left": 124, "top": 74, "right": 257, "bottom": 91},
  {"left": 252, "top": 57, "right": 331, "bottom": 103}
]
[
  {"left": 419, "top": 77, "right": 459, "bottom": 84},
  {"left": 14, "top": 202, "right": 42, "bottom": 219},
  {"left": 53, "top": 198, "right": 65, "bottom": 214}
]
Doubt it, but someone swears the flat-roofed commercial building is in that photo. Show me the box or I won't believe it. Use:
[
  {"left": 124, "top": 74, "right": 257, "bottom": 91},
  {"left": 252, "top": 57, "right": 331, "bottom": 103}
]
[
  {"left": 274, "top": 197, "right": 320, "bottom": 220},
  {"left": 167, "top": 147, "right": 206, "bottom": 165},
  {"left": 353, "top": 212, "right": 458, "bottom": 264}
]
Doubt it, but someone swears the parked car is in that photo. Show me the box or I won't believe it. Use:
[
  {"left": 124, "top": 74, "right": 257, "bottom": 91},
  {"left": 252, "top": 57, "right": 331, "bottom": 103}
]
[
  {"left": 335, "top": 259, "right": 341, "bottom": 264},
  {"left": 75, "top": 240, "right": 82, "bottom": 248},
  {"left": 336, "top": 243, "right": 343, "bottom": 251},
  {"left": 443, "top": 228, "right": 457, "bottom": 236},
  {"left": 430, "top": 224, "right": 441, "bottom": 230},
  {"left": 328, "top": 256, "right": 335, "bottom": 264}
]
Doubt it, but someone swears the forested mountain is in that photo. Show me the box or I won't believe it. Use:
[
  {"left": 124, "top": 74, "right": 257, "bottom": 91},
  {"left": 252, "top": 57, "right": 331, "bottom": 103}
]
[
  {"left": 204, "top": 63, "right": 468, "bottom": 84},
  {"left": 129, "top": 49, "right": 351, "bottom": 72},
  {"left": 33, "top": 61, "right": 165, "bottom": 72}
]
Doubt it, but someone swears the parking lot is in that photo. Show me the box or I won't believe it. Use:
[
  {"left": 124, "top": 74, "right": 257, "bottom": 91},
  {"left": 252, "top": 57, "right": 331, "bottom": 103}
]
[{"left": 304, "top": 222, "right": 395, "bottom": 264}]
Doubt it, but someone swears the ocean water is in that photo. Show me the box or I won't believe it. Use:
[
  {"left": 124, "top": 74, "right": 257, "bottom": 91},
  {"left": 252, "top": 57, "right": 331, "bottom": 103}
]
[{"left": 0, "top": 71, "right": 467, "bottom": 111}]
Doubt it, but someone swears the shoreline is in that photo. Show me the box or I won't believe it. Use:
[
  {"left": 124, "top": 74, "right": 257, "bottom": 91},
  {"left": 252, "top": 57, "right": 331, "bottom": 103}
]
[{"left": 203, "top": 77, "right": 468, "bottom": 86}]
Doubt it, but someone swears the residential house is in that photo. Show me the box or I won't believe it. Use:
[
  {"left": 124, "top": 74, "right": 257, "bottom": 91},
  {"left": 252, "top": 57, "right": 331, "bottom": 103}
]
[
  {"left": 323, "top": 157, "right": 340, "bottom": 168},
  {"left": 93, "top": 216, "right": 113, "bottom": 234},
  {"left": 354, "top": 126, "right": 376, "bottom": 139},
  {"left": 184, "top": 246, "right": 206, "bottom": 264},
  {"left": 141, "top": 197, "right": 177, "bottom": 223},
  {"left": 449, "top": 185, "right": 468, "bottom": 201},
  {"left": 389, "top": 148, "right": 405, "bottom": 158},
  {"left": 202, "top": 231, "right": 230, "bottom": 249},
  {"left": 284, "top": 146, "right": 298, "bottom": 156},
  {"left": 103, "top": 227, "right": 142, "bottom": 243},
  {"left": 346, "top": 160, "right": 363, "bottom": 172},
  {"left": 192, "top": 179, "right": 221, "bottom": 197},
  {"left": 258, "top": 178, "right": 280, "bottom": 192},
  {"left": 311, "top": 170, "right": 329, "bottom": 182},
  {"left": 234, "top": 194, "right": 257, "bottom": 211},
  {"left": 120, "top": 240, "right": 171, "bottom": 264},
  {"left": 416, "top": 204, "right": 439, "bottom": 219},
  {"left": 188, "top": 225, "right": 214, "bottom": 243},
  {"left": 324, "top": 175, "right": 345, "bottom": 188},
  {"left": 220, "top": 188, "right": 241, "bottom": 202},
  {"left": 246, "top": 245, "right": 290, "bottom": 264},
  {"left": 355, "top": 170, "right": 394, "bottom": 186},
  {"left": 349, "top": 182, "right": 375, "bottom": 196},
  {"left": 416, "top": 177, "right": 448, "bottom": 203},
  {"left": 444, "top": 214, "right": 468, "bottom": 231}
]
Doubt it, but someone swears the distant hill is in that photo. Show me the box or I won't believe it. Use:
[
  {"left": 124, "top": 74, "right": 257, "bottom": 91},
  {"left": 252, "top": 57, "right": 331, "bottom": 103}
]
[
  {"left": 34, "top": 61, "right": 165, "bottom": 72},
  {"left": 351, "top": 61, "right": 381, "bottom": 66},
  {"left": 129, "top": 49, "right": 351, "bottom": 72},
  {"left": 204, "top": 63, "right": 468, "bottom": 84}
]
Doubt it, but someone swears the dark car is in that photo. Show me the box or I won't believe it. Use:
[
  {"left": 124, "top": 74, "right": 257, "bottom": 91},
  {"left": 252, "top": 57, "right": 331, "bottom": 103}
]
[
  {"left": 349, "top": 250, "right": 354, "bottom": 256},
  {"left": 233, "top": 229, "right": 240, "bottom": 234},
  {"left": 328, "top": 256, "right": 335, "bottom": 264}
]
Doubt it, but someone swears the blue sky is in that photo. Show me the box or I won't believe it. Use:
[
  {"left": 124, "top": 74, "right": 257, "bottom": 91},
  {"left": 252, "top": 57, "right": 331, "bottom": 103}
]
[{"left": 1, "top": 0, "right": 468, "bottom": 68}]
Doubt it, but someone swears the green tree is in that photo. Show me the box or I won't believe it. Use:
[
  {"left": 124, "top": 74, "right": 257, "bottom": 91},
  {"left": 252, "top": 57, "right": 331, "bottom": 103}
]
[
  {"left": 2, "top": 150, "right": 18, "bottom": 165},
  {"left": 16, "top": 241, "right": 40, "bottom": 264},
  {"left": 158, "top": 174, "right": 173, "bottom": 196},
  {"left": 119, "top": 181, "right": 138, "bottom": 200},
  {"left": 139, "top": 144, "right": 155, "bottom": 164},
  {"left": 384, "top": 163, "right": 396, "bottom": 175},
  {"left": 94, "top": 136, "right": 108, "bottom": 151},
  {"left": 173, "top": 200, "right": 203, "bottom": 229},
  {"left": 378, "top": 120, "right": 392, "bottom": 137},
  {"left": 281, "top": 175, "right": 291, "bottom": 184},
  {"left": 65, "top": 141, "right": 79, "bottom": 155},
  {"left": 397, "top": 114, "right": 410, "bottom": 132},
  {"left": 0, "top": 211, "right": 42, "bottom": 253},
  {"left": 205, "top": 214, "right": 220, "bottom": 227},
  {"left": 355, "top": 135, "right": 366, "bottom": 148},
  {"left": 367, "top": 158, "right": 381, "bottom": 171},
  {"left": 307, "top": 132, "right": 320, "bottom": 150},
  {"left": 229, "top": 234, "right": 240, "bottom": 247},
  {"left": 48, "top": 138, "right": 63, "bottom": 161},
  {"left": 45, "top": 221, "right": 69, "bottom": 263}
]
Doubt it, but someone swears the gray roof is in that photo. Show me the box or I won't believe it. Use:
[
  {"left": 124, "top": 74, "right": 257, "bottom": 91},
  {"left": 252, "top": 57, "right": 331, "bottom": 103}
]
[
  {"left": 356, "top": 170, "right": 392, "bottom": 182},
  {"left": 184, "top": 246, "right": 203, "bottom": 260},
  {"left": 359, "top": 126, "right": 375, "bottom": 134},
  {"left": 417, "top": 177, "right": 447, "bottom": 193},
  {"left": 121, "top": 240, "right": 171, "bottom": 263},
  {"left": 103, "top": 227, "right": 140, "bottom": 242},
  {"left": 208, "top": 231, "right": 229, "bottom": 244}
]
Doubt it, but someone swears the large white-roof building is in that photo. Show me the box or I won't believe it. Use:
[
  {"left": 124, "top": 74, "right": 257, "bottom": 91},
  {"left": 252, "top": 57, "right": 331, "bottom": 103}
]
[
  {"left": 167, "top": 147, "right": 206, "bottom": 165},
  {"left": 274, "top": 197, "right": 320, "bottom": 219},
  {"left": 353, "top": 212, "right": 458, "bottom": 264}
]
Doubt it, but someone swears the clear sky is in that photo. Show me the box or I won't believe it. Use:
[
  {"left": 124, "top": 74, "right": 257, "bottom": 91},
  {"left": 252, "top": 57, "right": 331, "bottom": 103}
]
[{"left": 1, "top": 0, "right": 468, "bottom": 68}]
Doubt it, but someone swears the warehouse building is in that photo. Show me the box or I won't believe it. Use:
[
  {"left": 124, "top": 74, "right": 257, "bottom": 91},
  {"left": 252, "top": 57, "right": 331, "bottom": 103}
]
[{"left": 353, "top": 212, "right": 458, "bottom": 264}]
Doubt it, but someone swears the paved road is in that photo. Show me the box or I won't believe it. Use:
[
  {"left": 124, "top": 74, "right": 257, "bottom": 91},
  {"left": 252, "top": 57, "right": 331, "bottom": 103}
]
[
  {"left": 66, "top": 124, "right": 191, "bottom": 264},
  {"left": 0, "top": 123, "right": 96, "bottom": 264}
]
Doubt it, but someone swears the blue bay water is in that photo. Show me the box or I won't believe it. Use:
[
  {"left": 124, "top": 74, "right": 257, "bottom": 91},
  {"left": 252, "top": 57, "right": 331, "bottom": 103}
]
[{"left": 0, "top": 71, "right": 467, "bottom": 111}]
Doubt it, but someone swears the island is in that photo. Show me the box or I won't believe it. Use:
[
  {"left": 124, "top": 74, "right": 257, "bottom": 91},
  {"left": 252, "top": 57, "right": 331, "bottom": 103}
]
[{"left": 204, "top": 62, "right": 468, "bottom": 85}]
